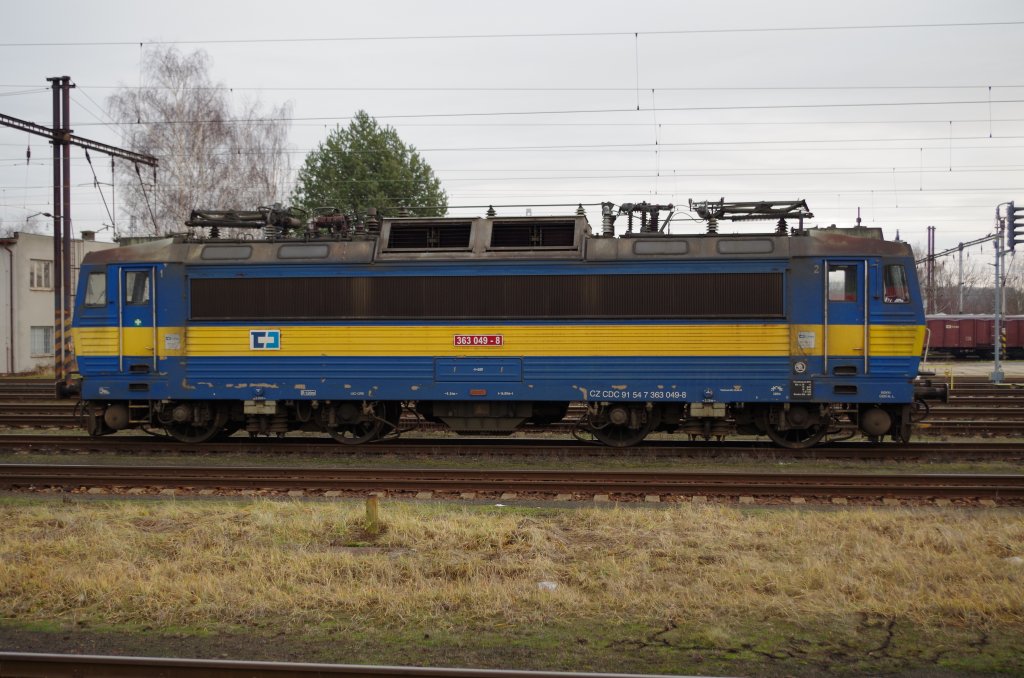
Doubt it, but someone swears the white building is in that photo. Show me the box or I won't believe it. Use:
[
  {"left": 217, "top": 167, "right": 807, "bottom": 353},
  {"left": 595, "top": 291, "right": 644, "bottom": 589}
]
[{"left": 0, "top": 231, "right": 117, "bottom": 374}]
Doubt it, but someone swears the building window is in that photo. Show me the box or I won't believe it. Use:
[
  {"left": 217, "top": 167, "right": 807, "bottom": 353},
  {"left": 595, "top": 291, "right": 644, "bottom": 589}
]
[
  {"left": 30, "top": 326, "right": 54, "bottom": 356},
  {"left": 29, "top": 260, "right": 52, "bottom": 290}
]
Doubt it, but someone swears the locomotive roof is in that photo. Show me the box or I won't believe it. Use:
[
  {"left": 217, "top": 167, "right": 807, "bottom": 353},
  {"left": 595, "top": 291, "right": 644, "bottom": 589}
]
[{"left": 82, "top": 215, "right": 913, "bottom": 266}]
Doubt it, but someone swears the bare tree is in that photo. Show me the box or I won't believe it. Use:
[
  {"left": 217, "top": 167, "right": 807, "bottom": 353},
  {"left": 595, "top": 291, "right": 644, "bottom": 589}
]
[
  {"left": 913, "top": 242, "right": 990, "bottom": 314},
  {"left": 1000, "top": 252, "right": 1024, "bottom": 314},
  {"left": 0, "top": 215, "right": 48, "bottom": 238},
  {"left": 108, "top": 47, "right": 291, "bottom": 236}
]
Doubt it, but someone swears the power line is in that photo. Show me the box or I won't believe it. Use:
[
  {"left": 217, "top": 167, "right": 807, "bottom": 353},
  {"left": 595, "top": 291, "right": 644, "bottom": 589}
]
[
  {"left": 11, "top": 83, "right": 1024, "bottom": 92},
  {"left": 340, "top": 117, "right": 1024, "bottom": 128},
  {"left": 1, "top": 20, "right": 1021, "bottom": 47},
  {"left": 6, "top": 162, "right": 1024, "bottom": 185},
  {"left": 374, "top": 134, "right": 1024, "bottom": 153},
  {"left": 6, "top": 140, "right": 1024, "bottom": 166},
  {"left": 73, "top": 90, "right": 120, "bottom": 130},
  {"left": 0, "top": 87, "right": 47, "bottom": 97},
  {"left": 6, "top": 115, "right": 1023, "bottom": 134},
  {"left": 442, "top": 188, "right": 1024, "bottom": 200},
  {"left": 4, "top": 167, "right": 1024, "bottom": 191},
  {"left": 64, "top": 98, "right": 1024, "bottom": 126},
  {"left": 7, "top": 184, "right": 1024, "bottom": 205},
  {"left": 4, "top": 141, "right": 1024, "bottom": 164}
]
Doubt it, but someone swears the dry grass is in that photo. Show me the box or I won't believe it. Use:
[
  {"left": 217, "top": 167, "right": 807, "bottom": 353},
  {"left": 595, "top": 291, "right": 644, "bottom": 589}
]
[{"left": 1, "top": 499, "right": 1022, "bottom": 633}]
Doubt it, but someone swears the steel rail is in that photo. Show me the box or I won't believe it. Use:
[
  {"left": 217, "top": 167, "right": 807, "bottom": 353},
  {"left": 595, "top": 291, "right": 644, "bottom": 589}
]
[
  {"left": 0, "top": 415, "right": 77, "bottom": 426},
  {"left": 0, "top": 434, "right": 1022, "bottom": 459},
  {"left": 0, "top": 402, "right": 76, "bottom": 410},
  {"left": 14, "top": 401, "right": 1024, "bottom": 412},
  {"left": 5, "top": 415, "right": 1024, "bottom": 436},
  {"left": 0, "top": 652, "right": 691, "bottom": 678},
  {"left": 1, "top": 464, "right": 1022, "bottom": 498},
  {"left": 18, "top": 401, "right": 1024, "bottom": 412}
]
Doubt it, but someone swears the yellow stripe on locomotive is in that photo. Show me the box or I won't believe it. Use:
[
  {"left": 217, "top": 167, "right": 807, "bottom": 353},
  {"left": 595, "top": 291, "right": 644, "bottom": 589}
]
[{"left": 74, "top": 323, "right": 925, "bottom": 359}]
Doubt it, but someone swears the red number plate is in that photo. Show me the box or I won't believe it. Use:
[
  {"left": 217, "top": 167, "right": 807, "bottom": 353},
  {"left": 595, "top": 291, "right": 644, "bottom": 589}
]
[{"left": 453, "top": 334, "right": 504, "bottom": 347}]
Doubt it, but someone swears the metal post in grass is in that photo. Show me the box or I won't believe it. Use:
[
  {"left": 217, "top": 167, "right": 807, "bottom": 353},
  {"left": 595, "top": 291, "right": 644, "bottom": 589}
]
[{"left": 366, "top": 495, "right": 380, "bottom": 535}]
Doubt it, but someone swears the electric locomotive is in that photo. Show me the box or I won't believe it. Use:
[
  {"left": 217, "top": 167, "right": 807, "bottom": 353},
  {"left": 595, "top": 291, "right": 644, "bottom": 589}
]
[{"left": 71, "top": 200, "right": 943, "bottom": 448}]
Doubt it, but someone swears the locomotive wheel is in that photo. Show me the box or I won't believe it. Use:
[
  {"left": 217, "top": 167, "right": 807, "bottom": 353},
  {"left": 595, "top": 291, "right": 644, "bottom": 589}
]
[
  {"left": 166, "top": 407, "right": 228, "bottom": 444},
  {"left": 322, "top": 401, "right": 386, "bottom": 444},
  {"left": 591, "top": 408, "right": 655, "bottom": 447},
  {"left": 326, "top": 420, "right": 383, "bottom": 445},
  {"left": 764, "top": 421, "right": 828, "bottom": 449},
  {"left": 892, "top": 403, "right": 919, "bottom": 444}
]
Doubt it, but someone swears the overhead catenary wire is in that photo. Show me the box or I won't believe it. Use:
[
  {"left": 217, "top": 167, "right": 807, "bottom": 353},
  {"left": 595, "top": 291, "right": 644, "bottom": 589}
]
[
  {"left": 5, "top": 116, "right": 1024, "bottom": 135},
  {"left": 0, "top": 19, "right": 1022, "bottom": 47},
  {"left": 6, "top": 164, "right": 1024, "bottom": 184},
  {"left": 71, "top": 90, "right": 122, "bottom": 137},
  {"left": 82, "top": 149, "right": 115, "bottom": 227},
  {"left": 8, "top": 186, "right": 1024, "bottom": 203},
  {"left": 133, "top": 163, "right": 160, "bottom": 234},
  {"left": 2, "top": 83, "right": 1020, "bottom": 93},
  {"left": 60, "top": 98, "right": 1024, "bottom": 127},
  {"left": 4, "top": 135, "right": 1018, "bottom": 158},
  {"left": 7, "top": 144, "right": 1024, "bottom": 167}
]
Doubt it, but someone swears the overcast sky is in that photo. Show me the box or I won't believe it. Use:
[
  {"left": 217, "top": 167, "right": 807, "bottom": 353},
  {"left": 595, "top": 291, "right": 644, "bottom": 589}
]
[{"left": 1, "top": 0, "right": 1022, "bottom": 254}]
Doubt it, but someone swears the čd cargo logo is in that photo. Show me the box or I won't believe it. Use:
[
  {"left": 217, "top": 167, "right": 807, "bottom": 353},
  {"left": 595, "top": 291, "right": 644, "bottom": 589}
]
[{"left": 250, "top": 329, "right": 281, "bottom": 350}]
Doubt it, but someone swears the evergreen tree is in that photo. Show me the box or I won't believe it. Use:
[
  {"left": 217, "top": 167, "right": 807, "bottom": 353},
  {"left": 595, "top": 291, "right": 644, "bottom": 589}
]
[{"left": 292, "top": 111, "right": 447, "bottom": 218}]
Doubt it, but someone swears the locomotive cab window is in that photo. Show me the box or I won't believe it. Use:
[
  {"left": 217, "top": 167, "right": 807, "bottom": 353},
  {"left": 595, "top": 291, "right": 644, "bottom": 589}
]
[
  {"left": 883, "top": 264, "right": 910, "bottom": 303},
  {"left": 84, "top": 271, "right": 107, "bottom": 306},
  {"left": 124, "top": 271, "right": 150, "bottom": 305},
  {"left": 827, "top": 264, "right": 857, "bottom": 302}
]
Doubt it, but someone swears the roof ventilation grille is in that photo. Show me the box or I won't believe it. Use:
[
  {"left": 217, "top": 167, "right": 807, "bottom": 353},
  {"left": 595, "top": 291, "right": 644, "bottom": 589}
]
[
  {"left": 490, "top": 220, "right": 576, "bottom": 248},
  {"left": 386, "top": 222, "right": 472, "bottom": 249}
]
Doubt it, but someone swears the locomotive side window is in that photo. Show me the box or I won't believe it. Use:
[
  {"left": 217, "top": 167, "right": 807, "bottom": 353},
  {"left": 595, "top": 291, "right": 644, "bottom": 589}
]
[
  {"left": 124, "top": 271, "right": 150, "bottom": 305},
  {"left": 883, "top": 264, "right": 910, "bottom": 303},
  {"left": 827, "top": 264, "right": 857, "bottom": 302},
  {"left": 201, "top": 245, "right": 252, "bottom": 260},
  {"left": 84, "top": 271, "right": 107, "bottom": 306},
  {"left": 278, "top": 244, "right": 329, "bottom": 259}
]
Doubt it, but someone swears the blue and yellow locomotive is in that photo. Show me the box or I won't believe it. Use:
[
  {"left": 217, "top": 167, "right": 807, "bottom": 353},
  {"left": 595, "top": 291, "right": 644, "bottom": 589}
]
[{"left": 72, "top": 200, "right": 940, "bottom": 448}]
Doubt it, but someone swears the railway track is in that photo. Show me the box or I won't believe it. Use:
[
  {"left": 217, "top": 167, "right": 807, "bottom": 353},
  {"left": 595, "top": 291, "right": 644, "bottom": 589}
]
[
  {"left": 0, "top": 379, "right": 59, "bottom": 399},
  {"left": 4, "top": 405, "right": 1024, "bottom": 435},
  {"left": 5, "top": 378, "right": 1024, "bottom": 437},
  {"left": 1, "top": 463, "right": 1021, "bottom": 503},
  {"left": 0, "top": 434, "right": 1023, "bottom": 459},
  {"left": 0, "top": 653, "right": 671, "bottom": 678}
]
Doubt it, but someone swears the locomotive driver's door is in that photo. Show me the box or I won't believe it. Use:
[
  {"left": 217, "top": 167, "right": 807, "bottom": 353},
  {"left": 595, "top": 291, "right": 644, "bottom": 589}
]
[
  {"left": 824, "top": 259, "right": 869, "bottom": 375},
  {"left": 118, "top": 265, "right": 157, "bottom": 373}
]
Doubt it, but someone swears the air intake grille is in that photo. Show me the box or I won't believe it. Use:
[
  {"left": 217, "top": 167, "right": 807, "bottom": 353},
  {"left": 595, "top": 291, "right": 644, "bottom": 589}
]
[
  {"left": 490, "top": 220, "right": 576, "bottom": 248},
  {"left": 386, "top": 222, "right": 472, "bottom": 249}
]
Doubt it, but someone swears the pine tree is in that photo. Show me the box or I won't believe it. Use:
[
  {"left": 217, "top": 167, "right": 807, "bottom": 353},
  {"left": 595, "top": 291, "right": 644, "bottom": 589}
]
[{"left": 291, "top": 111, "right": 447, "bottom": 218}]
